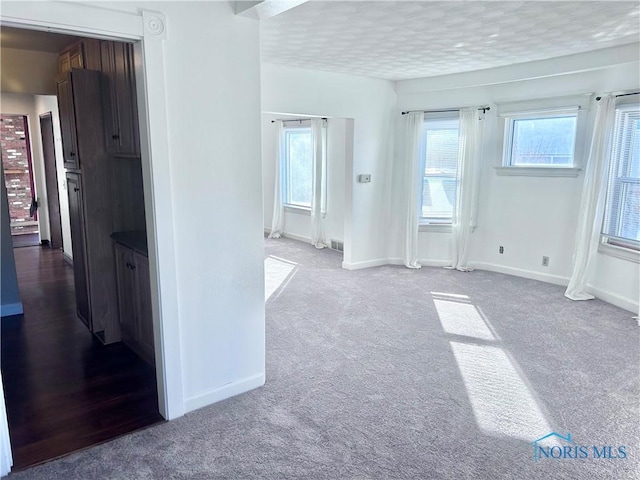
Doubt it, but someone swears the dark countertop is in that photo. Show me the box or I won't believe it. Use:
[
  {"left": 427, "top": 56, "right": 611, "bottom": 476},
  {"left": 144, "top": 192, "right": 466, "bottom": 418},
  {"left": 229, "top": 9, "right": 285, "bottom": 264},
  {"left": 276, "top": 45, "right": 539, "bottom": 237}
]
[{"left": 111, "top": 231, "right": 148, "bottom": 256}]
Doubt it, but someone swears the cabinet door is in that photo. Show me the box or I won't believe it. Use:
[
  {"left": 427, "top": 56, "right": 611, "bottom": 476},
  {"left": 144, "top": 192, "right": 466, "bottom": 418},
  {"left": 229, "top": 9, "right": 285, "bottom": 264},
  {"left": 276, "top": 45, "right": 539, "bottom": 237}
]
[
  {"left": 100, "top": 41, "right": 140, "bottom": 156},
  {"left": 100, "top": 41, "right": 120, "bottom": 154},
  {"left": 58, "top": 52, "right": 71, "bottom": 74},
  {"left": 57, "top": 76, "right": 80, "bottom": 170},
  {"left": 114, "top": 243, "right": 136, "bottom": 343},
  {"left": 69, "top": 43, "right": 84, "bottom": 69},
  {"left": 66, "top": 172, "right": 91, "bottom": 328},
  {"left": 133, "top": 252, "right": 154, "bottom": 365}
]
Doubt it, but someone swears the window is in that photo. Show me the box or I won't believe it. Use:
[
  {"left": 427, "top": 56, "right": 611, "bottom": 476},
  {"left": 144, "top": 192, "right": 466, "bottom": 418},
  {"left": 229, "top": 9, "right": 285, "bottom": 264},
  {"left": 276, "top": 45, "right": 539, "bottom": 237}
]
[
  {"left": 504, "top": 111, "right": 577, "bottom": 167},
  {"left": 602, "top": 104, "right": 640, "bottom": 251},
  {"left": 283, "top": 127, "right": 312, "bottom": 208},
  {"left": 495, "top": 95, "right": 591, "bottom": 177},
  {"left": 420, "top": 117, "right": 460, "bottom": 224}
]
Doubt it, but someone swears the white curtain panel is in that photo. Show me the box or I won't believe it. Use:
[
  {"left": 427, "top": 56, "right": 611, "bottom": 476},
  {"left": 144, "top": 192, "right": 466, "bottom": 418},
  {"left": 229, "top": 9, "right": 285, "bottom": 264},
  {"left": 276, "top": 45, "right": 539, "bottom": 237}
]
[
  {"left": 0, "top": 371, "right": 12, "bottom": 477},
  {"left": 448, "top": 108, "right": 482, "bottom": 271},
  {"left": 565, "top": 95, "right": 616, "bottom": 300},
  {"left": 401, "top": 112, "right": 425, "bottom": 268},
  {"left": 268, "top": 120, "right": 285, "bottom": 238},
  {"left": 310, "top": 118, "right": 327, "bottom": 249}
]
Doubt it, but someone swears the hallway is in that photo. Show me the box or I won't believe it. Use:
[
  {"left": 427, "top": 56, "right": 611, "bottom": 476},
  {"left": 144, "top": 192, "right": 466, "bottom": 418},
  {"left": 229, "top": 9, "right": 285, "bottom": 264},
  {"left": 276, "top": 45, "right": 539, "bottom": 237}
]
[{"left": 1, "top": 246, "right": 162, "bottom": 470}]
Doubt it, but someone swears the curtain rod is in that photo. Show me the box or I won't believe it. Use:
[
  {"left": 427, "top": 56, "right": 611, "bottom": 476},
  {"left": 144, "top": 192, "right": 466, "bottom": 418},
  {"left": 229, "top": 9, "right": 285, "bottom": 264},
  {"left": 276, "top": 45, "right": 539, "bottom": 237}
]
[
  {"left": 401, "top": 106, "right": 490, "bottom": 115},
  {"left": 271, "top": 117, "right": 327, "bottom": 123},
  {"left": 596, "top": 92, "right": 639, "bottom": 101}
]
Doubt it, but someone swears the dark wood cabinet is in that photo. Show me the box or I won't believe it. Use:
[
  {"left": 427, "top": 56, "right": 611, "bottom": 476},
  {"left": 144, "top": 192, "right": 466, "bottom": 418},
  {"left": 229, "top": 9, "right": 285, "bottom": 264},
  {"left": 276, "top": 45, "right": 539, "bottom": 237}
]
[
  {"left": 114, "top": 242, "right": 154, "bottom": 365},
  {"left": 100, "top": 41, "right": 140, "bottom": 157},
  {"left": 56, "top": 39, "right": 145, "bottom": 348},
  {"left": 66, "top": 172, "right": 91, "bottom": 328},
  {"left": 58, "top": 43, "right": 83, "bottom": 73},
  {"left": 56, "top": 69, "right": 120, "bottom": 344},
  {"left": 56, "top": 76, "right": 79, "bottom": 170},
  {"left": 58, "top": 40, "right": 101, "bottom": 74}
]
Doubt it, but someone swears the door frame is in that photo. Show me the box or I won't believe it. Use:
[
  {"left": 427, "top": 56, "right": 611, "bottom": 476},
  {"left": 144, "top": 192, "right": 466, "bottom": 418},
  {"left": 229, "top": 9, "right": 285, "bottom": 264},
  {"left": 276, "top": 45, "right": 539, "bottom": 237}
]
[
  {"left": 0, "top": 5, "right": 184, "bottom": 421},
  {"left": 39, "top": 112, "right": 63, "bottom": 249}
]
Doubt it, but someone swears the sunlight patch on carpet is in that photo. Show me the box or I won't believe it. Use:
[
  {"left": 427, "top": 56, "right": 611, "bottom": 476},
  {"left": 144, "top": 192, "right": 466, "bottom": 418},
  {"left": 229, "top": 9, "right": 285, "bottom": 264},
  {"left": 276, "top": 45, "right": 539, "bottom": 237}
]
[{"left": 265, "top": 256, "right": 297, "bottom": 301}]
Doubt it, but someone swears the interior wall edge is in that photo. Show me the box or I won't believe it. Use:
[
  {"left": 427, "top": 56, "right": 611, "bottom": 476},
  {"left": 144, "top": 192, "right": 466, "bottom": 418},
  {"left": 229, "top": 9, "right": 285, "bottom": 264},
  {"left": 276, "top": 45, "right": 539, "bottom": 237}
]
[
  {"left": 0, "top": 302, "right": 24, "bottom": 318},
  {"left": 183, "top": 372, "right": 265, "bottom": 414}
]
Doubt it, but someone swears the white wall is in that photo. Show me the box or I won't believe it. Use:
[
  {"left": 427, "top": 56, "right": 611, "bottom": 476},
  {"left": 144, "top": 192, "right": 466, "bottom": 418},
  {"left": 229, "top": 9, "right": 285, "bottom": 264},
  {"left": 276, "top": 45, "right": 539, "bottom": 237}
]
[
  {"left": 262, "top": 113, "right": 347, "bottom": 246},
  {"left": 394, "top": 44, "right": 640, "bottom": 312},
  {"left": 1, "top": 47, "right": 58, "bottom": 95},
  {"left": 261, "top": 64, "right": 396, "bottom": 268},
  {"left": 0, "top": 92, "right": 50, "bottom": 243},
  {"left": 34, "top": 94, "right": 72, "bottom": 258},
  {"left": 142, "top": 1, "right": 265, "bottom": 411}
]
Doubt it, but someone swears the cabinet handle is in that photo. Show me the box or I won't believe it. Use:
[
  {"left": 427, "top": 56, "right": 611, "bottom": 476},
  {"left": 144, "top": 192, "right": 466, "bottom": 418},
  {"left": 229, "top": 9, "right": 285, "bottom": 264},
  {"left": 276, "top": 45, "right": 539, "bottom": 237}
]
[
  {"left": 74, "top": 187, "right": 80, "bottom": 192},
  {"left": 112, "top": 134, "right": 120, "bottom": 140},
  {"left": 69, "top": 151, "right": 76, "bottom": 157}
]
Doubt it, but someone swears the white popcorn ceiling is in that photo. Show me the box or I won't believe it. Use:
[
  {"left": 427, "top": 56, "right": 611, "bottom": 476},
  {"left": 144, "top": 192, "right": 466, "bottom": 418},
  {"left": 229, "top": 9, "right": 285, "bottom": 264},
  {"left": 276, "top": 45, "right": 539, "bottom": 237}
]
[{"left": 260, "top": 1, "right": 640, "bottom": 80}]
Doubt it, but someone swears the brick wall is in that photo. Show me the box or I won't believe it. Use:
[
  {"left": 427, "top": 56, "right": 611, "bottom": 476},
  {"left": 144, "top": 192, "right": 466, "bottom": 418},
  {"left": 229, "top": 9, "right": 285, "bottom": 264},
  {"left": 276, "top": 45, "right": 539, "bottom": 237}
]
[{"left": 1, "top": 114, "right": 38, "bottom": 235}]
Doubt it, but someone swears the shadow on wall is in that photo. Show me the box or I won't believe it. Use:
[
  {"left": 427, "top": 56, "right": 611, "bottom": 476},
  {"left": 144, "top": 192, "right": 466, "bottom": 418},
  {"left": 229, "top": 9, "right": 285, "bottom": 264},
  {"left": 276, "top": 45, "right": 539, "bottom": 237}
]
[{"left": 1, "top": 164, "right": 23, "bottom": 317}]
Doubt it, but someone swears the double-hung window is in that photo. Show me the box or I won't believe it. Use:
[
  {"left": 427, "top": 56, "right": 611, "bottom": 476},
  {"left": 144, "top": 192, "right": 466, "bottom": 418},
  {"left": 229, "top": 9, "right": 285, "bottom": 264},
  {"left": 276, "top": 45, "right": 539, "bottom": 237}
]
[
  {"left": 420, "top": 116, "right": 461, "bottom": 224},
  {"left": 283, "top": 126, "right": 313, "bottom": 209},
  {"left": 602, "top": 103, "right": 640, "bottom": 252}
]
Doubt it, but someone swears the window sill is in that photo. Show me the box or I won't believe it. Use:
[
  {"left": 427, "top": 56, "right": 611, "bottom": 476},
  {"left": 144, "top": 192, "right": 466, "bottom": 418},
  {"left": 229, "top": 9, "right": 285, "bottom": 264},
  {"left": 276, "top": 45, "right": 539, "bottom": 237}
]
[
  {"left": 419, "top": 223, "right": 452, "bottom": 233},
  {"left": 284, "top": 205, "right": 311, "bottom": 216},
  {"left": 495, "top": 166, "right": 582, "bottom": 177},
  {"left": 598, "top": 242, "right": 640, "bottom": 264}
]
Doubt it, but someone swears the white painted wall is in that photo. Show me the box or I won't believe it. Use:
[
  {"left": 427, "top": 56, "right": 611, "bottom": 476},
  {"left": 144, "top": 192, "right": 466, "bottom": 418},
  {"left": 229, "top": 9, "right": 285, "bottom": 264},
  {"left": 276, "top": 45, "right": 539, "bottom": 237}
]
[
  {"left": 0, "top": 92, "right": 50, "bottom": 243},
  {"left": 142, "top": 1, "right": 265, "bottom": 411},
  {"left": 261, "top": 64, "right": 396, "bottom": 267},
  {"left": 394, "top": 45, "right": 640, "bottom": 312},
  {"left": 34, "top": 94, "right": 72, "bottom": 258},
  {"left": 262, "top": 113, "right": 346, "bottom": 246},
  {"left": 1, "top": 47, "right": 58, "bottom": 95}
]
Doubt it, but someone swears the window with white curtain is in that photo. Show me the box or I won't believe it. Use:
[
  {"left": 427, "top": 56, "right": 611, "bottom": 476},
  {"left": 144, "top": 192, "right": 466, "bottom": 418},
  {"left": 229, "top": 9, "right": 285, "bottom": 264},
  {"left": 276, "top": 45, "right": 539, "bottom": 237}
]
[
  {"left": 283, "top": 126, "right": 313, "bottom": 208},
  {"left": 602, "top": 103, "right": 640, "bottom": 251},
  {"left": 420, "top": 116, "right": 460, "bottom": 224}
]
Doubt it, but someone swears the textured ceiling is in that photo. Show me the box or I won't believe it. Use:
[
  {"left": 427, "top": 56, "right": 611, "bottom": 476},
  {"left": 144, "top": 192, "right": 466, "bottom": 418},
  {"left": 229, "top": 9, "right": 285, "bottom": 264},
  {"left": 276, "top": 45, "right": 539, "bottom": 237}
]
[{"left": 261, "top": 1, "right": 640, "bottom": 80}]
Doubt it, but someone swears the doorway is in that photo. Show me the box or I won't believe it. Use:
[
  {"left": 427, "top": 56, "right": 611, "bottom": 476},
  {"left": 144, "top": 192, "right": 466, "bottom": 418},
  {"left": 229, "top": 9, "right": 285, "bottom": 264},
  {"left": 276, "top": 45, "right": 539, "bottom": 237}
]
[
  {"left": 0, "top": 114, "right": 39, "bottom": 247},
  {"left": 39, "top": 112, "right": 63, "bottom": 250},
  {"left": 0, "top": 26, "right": 164, "bottom": 470}
]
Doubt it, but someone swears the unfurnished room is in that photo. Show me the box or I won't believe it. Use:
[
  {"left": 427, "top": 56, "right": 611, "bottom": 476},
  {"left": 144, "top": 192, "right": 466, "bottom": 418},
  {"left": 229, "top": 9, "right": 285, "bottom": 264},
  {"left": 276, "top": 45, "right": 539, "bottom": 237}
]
[{"left": 0, "top": 1, "right": 638, "bottom": 479}]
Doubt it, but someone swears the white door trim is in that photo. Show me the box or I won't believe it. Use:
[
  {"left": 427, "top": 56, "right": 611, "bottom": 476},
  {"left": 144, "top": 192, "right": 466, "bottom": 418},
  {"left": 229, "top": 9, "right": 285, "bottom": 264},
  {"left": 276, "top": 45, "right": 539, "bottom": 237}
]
[{"left": 1, "top": 3, "right": 185, "bottom": 421}]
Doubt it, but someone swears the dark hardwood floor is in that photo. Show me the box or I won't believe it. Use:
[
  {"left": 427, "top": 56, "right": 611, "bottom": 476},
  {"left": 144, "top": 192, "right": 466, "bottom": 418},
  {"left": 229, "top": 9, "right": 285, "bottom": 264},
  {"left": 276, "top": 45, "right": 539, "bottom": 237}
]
[{"left": 1, "top": 246, "right": 164, "bottom": 470}]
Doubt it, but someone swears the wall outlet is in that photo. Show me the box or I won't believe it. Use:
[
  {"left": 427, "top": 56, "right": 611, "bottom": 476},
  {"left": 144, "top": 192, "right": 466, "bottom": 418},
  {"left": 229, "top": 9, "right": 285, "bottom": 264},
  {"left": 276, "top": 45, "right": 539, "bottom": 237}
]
[
  {"left": 542, "top": 256, "right": 549, "bottom": 267},
  {"left": 358, "top": 174, "right": 371, "bottom": 183},
  {"left": 499, "top": 246, "right": 504, "bottom": 254}
]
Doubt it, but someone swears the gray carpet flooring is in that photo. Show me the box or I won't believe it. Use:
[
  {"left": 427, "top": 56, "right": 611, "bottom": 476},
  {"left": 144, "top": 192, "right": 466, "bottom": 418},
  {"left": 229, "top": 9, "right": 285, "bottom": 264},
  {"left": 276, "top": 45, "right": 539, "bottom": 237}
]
[{"left": 9, "top": 237, "right": 639, "bottom": 479}]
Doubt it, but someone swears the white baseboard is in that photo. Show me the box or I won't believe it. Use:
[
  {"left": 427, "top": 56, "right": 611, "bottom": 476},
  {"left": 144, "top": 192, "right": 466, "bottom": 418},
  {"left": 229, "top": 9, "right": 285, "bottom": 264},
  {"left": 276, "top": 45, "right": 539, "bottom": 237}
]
[
  {"left": 586, "top": 285, "right": 639, "bottom": 314},
  {"left": 1, "top": 302, "right": 23, "bottom": 317},
  {"left": 342, "top": 258, "right": 389, "bottom": 270},
  {"left": 387, "top": 257, "right": 451, "bottom": 268},
  {"left": 469, "top": 261, "right": 570, "bottom": 287},
  {"left": 281, "top": 232, "right": 311, "bottom": 244},
  {"left": 183, "top": 372, "right": 265, "bottom": 413},
  {"left": 266, "top": 235, "right": 637, "bottom": 313},
  {"left": 264, "top": 228, "right": 312, "bottom": 245}
]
